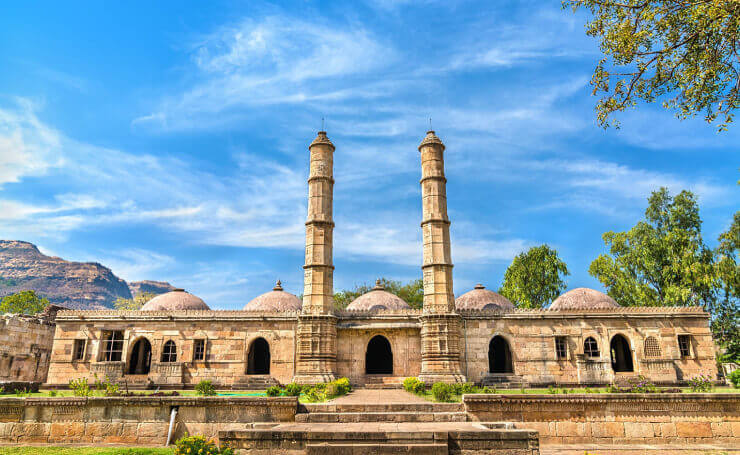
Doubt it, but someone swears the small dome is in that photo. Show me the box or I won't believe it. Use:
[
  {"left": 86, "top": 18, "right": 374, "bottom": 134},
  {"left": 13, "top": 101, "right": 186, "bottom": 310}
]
[
  {"left": 243, "top": 280, "right": 302, "bottom": 312},
  {"left": 346, "top": 280, "right": 411, "bottom": 311},
  {"left": 455, "top": 284, "right": 514, "bottom": 311},
  {"left": 549, "top": 287, "right": 620, "bottom": 311},
  {"left": 140, "top": 289, "right": 210, "bottom": 311}
]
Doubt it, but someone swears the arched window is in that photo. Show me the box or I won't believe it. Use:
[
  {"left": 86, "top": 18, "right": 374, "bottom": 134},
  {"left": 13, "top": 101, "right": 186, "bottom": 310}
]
[
  {"left": 161, "top": 340, "right": 177, "bottom": 363},
  {"left": 584, "top": 337, "right": 600, "bottom": 358},
  {"left": 644, "top": 336, "right": 661, "bottom": 358}
]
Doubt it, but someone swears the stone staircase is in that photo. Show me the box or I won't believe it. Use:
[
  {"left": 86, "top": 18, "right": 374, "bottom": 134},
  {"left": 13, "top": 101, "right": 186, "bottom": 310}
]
[
  {"left": 363, "top": 375, "right": 405, "bottom": 389},
  {"left": 295, "top": 402, "right": 468, "bottom": 423},
  {"left": 481, "top": 373, "right": 525, "bottom": 389},
  {"left": 231, "top": 374, "right": 280, "bottom": 390}
]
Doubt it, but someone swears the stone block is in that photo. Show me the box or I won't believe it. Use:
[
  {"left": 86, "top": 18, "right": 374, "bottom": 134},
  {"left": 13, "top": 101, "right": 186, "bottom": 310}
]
[
  {"left": 624, "top": 422, "right": 654, "bottom": 438},
  {"left": 675, "top": 421, "right": 712, "bottom": 438},
  {"left": 591, "top": 422, "right": 623, "bottom": 438},
  {"left": 712, "top": 422, "right": 733, "bottom": 437}
]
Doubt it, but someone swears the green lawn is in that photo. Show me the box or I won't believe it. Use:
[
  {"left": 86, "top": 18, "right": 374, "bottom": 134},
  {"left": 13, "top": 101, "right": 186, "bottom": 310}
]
[
  {"left": 0, "top": 448, "right": 172, "bottom": 455},
  {"left": 1, "top": 390, "right": 266, "bottom": 398}
]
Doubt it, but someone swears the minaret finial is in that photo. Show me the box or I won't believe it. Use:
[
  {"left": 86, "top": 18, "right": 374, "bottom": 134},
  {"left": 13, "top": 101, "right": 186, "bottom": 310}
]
[
  {"left": 373, "top": 279, "right": 384, "bottom": 290},
  {"left": 429, "top": 117, "right": 432, "bottom": 131},
  {"left": 273, "top": 280, "right": 283, "bottom": 291},
  {"left": 321, "top": 116, "right": 325, "bottom": 131}
]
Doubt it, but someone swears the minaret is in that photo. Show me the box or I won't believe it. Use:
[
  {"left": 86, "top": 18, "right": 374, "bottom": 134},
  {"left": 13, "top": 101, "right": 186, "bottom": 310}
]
[
  {"left": 418, "top": 130, "right": 466, "bottom": 383},
  {"left": 293, "top": 131, "right": 338, "bottom": 383}
]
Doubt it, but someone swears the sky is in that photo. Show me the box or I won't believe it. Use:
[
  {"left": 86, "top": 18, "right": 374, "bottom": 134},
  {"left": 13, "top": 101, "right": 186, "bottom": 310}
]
[{"left": 0, "top": 0, "right": 737, "bottom": 309}]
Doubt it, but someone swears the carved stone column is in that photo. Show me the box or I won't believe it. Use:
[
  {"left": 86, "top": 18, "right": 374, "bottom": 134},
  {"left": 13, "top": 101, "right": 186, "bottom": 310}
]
[
  {"left": 418, "top": 130, "right": 466, "bottom": 383},
  {"left": 293, "top": 131, "right": 338, "bottom": 384}
]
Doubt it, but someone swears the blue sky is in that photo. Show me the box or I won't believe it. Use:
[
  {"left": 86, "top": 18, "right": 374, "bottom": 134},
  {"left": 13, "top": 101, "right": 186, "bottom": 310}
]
[{"left": 1, "top": 0, "right": 737, "bottom": 309}]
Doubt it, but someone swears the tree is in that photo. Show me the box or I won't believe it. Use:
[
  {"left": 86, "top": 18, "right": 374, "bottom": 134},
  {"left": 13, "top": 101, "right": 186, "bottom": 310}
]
[
  {"left": 113, "top": 292, "right": 158, "bottom": 310},
  {"left": 0, "top": 290, "right": 49, "bottom": 314},
  {"left": 498, "top": 245, "right": 570, "bottom": 309},
  {"left": 333, "top": 278, "right": 424, "bottom": 310},
  {"left": 589, "top": 188, "right": 715, "bottom": 307},
  {"left": 564, "top": 0, "right": 740, "bottom": 130},
  {"left": 713, "top": 211, "right": 740, "bottom": 363}
]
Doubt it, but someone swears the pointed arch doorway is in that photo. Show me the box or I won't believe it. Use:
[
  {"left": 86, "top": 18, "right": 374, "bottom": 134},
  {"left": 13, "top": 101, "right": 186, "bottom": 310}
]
[
  {"left": 127, "top": 338, "right": 151, "bottom": 375},
  {"left": 488, "top": 336, "right": 513, "bottom": 373},
  {"left": 365, "top": 335, "right": 393, "bottom": 375},
  {"left": 247, "top": 337, "right": 270, "bottom": 375}
]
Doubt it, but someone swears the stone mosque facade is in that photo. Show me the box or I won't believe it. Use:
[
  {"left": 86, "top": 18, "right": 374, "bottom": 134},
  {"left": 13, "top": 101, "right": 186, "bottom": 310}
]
[{"left": 46, "top": 131, "right": 718, "bottom": 389}]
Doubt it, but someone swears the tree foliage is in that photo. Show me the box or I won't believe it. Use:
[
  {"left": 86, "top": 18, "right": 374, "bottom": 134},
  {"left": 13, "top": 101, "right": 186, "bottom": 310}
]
[
  {"left": 113, "top": 292, "right": 158, "bottom": 310},
  {"left": 589, "top": 188, "right": 715, "bottom": 306},
  {"left": 498, "top": 245, "right": 570, "bottom": 309},
  {"left": 0, "top": 290, "right": 49, "bottom": 314},
  {"left": 713, "top": 211, "right": 740, "bottom": 362},
  {"left": 333, "top": 278, "right": 423, "bottom": 310},
  {"left": 564, "top": 0, "right": 740, "bottom": 130}
]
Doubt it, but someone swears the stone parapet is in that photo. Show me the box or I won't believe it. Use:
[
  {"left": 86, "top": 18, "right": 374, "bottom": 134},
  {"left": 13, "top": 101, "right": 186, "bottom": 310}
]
[{"left": 464, "top": 393, "right": 740, "bottom": 445}]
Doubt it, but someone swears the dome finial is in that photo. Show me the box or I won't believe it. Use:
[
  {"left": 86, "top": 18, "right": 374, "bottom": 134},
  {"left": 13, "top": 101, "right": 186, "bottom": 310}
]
[
  {"left": 273, "top": 280, "right": 283, "bottom": 291},
  {"left": 373, "top": 279, "right": 384, "bottom": 290}
]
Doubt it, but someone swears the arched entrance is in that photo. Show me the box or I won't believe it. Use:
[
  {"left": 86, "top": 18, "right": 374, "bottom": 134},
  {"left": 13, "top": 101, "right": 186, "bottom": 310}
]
[
  {"left": 488, "top": 336, "right": 513, "bottom": 373},
  {"left": 247, "top": 338, "right": 270, "bottom": 374},
  {"left": 365, "top": 335, "right": 393, "bottom": 375},
  {"left": 610, "top": 334, "right": 634, "bottom": 372},
  {"left": 127, "top": 338, "right": 151, "bottom": 375}
]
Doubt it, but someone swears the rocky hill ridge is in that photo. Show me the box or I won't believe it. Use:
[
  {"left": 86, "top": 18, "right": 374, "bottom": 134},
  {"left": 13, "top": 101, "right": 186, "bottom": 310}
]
[{"left": 0, "top": 240, "right": 174, "bottom": 310}]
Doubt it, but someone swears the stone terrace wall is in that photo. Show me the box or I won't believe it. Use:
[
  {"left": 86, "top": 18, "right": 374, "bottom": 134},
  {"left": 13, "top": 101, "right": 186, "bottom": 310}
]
[
  {"left": 464, "top": 393, "right": 739, "bottom": 445},
  {"left": 0, "top": 314, "right": 55, "bottom": 383},
  {"left": 0, "top": 396, "right": 297, "bottom": 445}
]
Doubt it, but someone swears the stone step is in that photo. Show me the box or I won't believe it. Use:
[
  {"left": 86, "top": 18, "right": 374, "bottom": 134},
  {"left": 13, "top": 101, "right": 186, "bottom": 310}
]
[
  {"left": 481, "top": 374, "right": 525, "bottom": 388},
  {"left": 231, "top": 375, "right": 280, "bottom": 390},
  {"left": 302, "top": 403, "right": 465, "bottom": 413},
  {"left": 306, "top": 443, "right": 448, "bottom": 455},
  {"left": 295, "top": 411, "right": 468, "bottom": 423}
]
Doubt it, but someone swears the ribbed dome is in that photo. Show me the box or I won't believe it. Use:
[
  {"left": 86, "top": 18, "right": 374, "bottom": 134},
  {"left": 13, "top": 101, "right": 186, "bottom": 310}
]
[
  {"left": 549, "top": 287, "right": 620, "bottom": 311},
  {"left": 140, "top": 289, "right": 210, "bottom": 311},
  {"left": 455, "top": 284, "right": 514, "bottom": 311},
  {"left": 243, "top": 280, "right": 302, "bottom": 312},
  {"left": 346, "top": 280, "right": 411, "bottom": 311}
]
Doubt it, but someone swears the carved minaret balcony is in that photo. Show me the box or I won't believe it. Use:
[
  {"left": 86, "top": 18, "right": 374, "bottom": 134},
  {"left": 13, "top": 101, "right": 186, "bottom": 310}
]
[
  {"left": 294, "top": 131, "right": 338, "bottom": 384},
  {"left": 418, "top": 130, "right": 465, "bottom": 383}
]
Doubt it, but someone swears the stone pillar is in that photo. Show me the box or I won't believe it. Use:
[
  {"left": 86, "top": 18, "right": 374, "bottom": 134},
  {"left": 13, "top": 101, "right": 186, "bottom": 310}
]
[
  {"left": 418, "top": 130, "right": 466, "bottom": 384},
  {"left": 293, "top": 131, "right": 338, "bottom": 384}
]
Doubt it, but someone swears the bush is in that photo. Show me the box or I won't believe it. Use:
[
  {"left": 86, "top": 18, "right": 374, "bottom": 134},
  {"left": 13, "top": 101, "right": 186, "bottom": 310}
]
[
  {"left": 174, "top": 434, "right": 233, "bottom": 455},
  {"left": 460, "top": 382, "right": 476, "bottom": 394},
  {"left": 402, "top": 377, "right": 425, "bottom": 394},
  {"left": 431, "top": 382, "right": 453, "bottom": 402},
  {"left": 304, "top": 386, "right": 326, "bottom": 402},
  {"left": 93, "top": 374, "right": 121, "bottom": 396},
  {"left": 628, "top": 375, "right": 658, "bottom": 393},
  {"left": 69, "top": 377, "right": 92, "bottom": 397},
  {"left": 48, "top": 390, "right": 58, "bottom": 397},
  {"left": 266, "top": 386, "right": 282, "bottom": 397},
  {"left": 727, "top": 369, "right": 740, "bottom": 389},
  {"left": 195, "top": 380, "right": 216, "bottom": 396},
  {"left": 284, "top": 382, "right": 302, "bottom": 396},
  {"left": 688, "top": 374, "right": 714, "bottom": 392},
  {"left": 333, "top": 377, "right": 351, "bottom": 395}
]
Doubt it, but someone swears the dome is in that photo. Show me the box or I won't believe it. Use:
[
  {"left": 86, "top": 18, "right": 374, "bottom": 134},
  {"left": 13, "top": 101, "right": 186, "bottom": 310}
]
[
  {"left": 243, "top": 280, "right": 302, "bottom": 312},
  {"left": 345, "top": 280, "right": 411, "bottom": 311},
  {"left": 549, "top": 287, "right": 620, "bottom": 311},
  {"left": 140, "top": 289, "right": 210, "bottom": 311},
  {"left": 455, "top": 284, "right": 514, "bottom": 311}
]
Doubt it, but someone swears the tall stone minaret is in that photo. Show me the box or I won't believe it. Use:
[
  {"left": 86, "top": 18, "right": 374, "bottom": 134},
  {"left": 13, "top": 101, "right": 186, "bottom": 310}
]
[
  {"left": 418, "top": 130, "right": 466, "bottom": 383},
  {"left": 293, "top": 131, "right": 338, "bottom": 384}
]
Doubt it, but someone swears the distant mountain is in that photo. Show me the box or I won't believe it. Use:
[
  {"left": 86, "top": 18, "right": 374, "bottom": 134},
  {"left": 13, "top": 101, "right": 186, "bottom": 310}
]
[{"left": 0, "top": 240, "right": 175, "bottom": 310}]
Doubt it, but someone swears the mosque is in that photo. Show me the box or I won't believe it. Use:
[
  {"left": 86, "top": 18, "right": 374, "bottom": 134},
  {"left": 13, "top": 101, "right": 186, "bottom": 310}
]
[{"left": 45, "top": 131, "right": 717, "bottom": 388}]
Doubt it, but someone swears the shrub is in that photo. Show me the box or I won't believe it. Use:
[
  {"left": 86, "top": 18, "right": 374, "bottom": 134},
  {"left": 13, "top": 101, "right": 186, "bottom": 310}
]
[
  {"left": 727, "top": 369, "right": 740, "bottom": 389},
  {"left": 69, "top": 377, "right": 92, "bottom": 397},
  {"left": 688, "top": 374, "right": 714, "bottom": 392},
  {"left": 403, "top": 377, "right": 419, "bottom": 392},
  {"left": 304, "top": 386, "right": 326, "bottom": 402},
  {"left": 481, "top": 386, "right": 494, "bottom": 394},
  {"left": 48, "top": 390, "right": 58, "bottom": 397},
  {"left": 266, "top": 386, "right": 282, "bottom": 397},
  {"left": 547, "top": 385, "right": 557, "bottom": 394},
  {"left": 94, "top": 375, "right": 121, "bottom": 396},
  {"left": 195, "top": 380, "right": 216, "bottom": 396},
  {"left": 460, "top": 382, "right": 476, "bottom": 394},
  {"left": 284, "top": 382, "right": 302, "bottom": 396},
  {"left": 431, "top": 382, "right": 453, "bottom": 402},
  {"left": 628, "top": 375, "right": 658, "bottom": 393},
  {"left": 174, "top": 434, "right": 233, "bottom": 455},
  {"left": 332, "top": 377, "right": 351, "bottom": 395}
]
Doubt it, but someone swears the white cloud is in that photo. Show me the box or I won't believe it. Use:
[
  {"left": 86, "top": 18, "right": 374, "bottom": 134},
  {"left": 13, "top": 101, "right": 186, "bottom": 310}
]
[{"left": 96, "top": 249, "right": 175, "bottom": 282}]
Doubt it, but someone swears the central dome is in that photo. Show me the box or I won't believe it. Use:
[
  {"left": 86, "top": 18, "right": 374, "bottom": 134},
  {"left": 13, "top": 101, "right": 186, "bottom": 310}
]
[
  {"left": 345, "top": 280, "right": 411, "bottom": 311},
  {"left": 243, "top": 280, "right": 302, "bottom": 312},
  {"left": 549, "top": 288, "right": 620, "bottom": 310},
  {"left": 455, "top": 284, "right": 514, "bottom": 311},
  {"left": 140, "top": 289, "right": 210, "bottom": 311}
]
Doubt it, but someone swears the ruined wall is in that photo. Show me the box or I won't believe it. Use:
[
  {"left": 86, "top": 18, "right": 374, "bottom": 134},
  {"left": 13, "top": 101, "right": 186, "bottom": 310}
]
[
  {"left": 0, "top": 396, "right": 296, "bottom": 445},
  {"left": 47, "top": 311, "right": 298, "bottom": 387},
  {"left": 461, "top": 308, "right": 717, "bottom": 386},
  {"left": 0, "top": 314, "right": 56, "bottom": 383},
  {"left": 464, "top": 393, "right": 740, "bottom": 445},
  {"left": 335, "top": 311, "right": 422, "bottom": 384}
]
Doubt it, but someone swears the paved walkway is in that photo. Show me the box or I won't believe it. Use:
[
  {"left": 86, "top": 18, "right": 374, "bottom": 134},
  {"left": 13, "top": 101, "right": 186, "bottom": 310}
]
[
  {"left": 540, "top": 445, "right": 739, "bottom": 454},
  {"left": 330, "top": 388, "right": 427, "bottom": 404}
]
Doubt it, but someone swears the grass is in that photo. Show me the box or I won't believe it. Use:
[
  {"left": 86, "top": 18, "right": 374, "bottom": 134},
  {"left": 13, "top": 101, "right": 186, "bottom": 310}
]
[
  {"left": 0, "top": 448, "right": 173, "bottom": 455},
  {"left": 0, "top": 390, "right": 266, "bottom": 398},
  {"left": 411, "top": 386, "right": 740, "bottom": 402}
]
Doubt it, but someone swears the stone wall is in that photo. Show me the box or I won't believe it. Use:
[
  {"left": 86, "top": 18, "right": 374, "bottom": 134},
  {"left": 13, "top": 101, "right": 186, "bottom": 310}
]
[
  {"left": 464, "top": 393, "right": 740, "bottom": 445},
  {"left": 0, "top": 396, "right": 297, "bottom": 445},
  {"left": 47, "top": 311, "right": 298, "bottom": 387},
  {"left": 0, "top": 313, "right": 56, "bottom": 383},
  {"left": 460, "top": 307, "right": 717, "bottom": 386}
]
